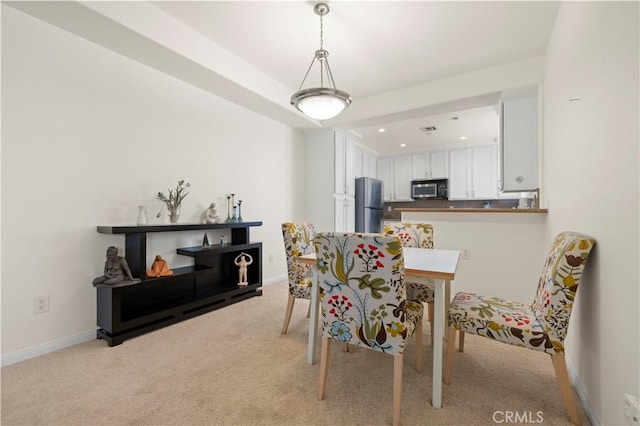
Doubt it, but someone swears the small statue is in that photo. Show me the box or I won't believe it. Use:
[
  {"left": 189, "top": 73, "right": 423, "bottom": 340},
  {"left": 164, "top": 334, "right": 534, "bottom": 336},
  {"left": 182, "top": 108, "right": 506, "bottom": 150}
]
[
  {"left": 146, "top": 255, "right": 174, "bottom": 278},
  {"left": 234, "top": 252, "right": 253, "bottom": 286},
  {"left": 93, "top": 246, "right": 140, "bottom": 286},
  {"left": 202, "top": 202, "right": 220, "bottom": 224}
]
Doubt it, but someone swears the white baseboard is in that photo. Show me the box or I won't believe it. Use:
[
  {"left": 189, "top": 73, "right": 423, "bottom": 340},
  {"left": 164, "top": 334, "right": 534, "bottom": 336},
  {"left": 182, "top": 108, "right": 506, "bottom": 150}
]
[
  {"left": 566, "top": 356, "right": 600, "bottom": 425},
  {"left": 1, "top": 330, "right": 96, "bottom": 367},
  {"left": 263, "top": 274, "right": 287, "bottom": 286}
]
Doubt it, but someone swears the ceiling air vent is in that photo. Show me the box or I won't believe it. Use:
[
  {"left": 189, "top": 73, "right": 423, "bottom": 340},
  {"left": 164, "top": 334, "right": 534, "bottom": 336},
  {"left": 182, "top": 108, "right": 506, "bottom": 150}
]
[{"left": 419, "top": 126, "right": 437, "bottom": 134}]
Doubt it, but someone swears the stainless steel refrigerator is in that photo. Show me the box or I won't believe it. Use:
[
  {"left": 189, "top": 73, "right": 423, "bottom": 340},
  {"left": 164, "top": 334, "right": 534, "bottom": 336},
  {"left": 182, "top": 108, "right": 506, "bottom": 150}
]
[{"left": 354, "top": 177, "right": 384, "bottom": 233}]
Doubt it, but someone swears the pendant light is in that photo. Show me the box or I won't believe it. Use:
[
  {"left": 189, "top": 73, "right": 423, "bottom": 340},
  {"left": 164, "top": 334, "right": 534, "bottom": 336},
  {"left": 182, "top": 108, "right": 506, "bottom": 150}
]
[{"left": 290, "top": 3, "right": 352, "bottom": 121}]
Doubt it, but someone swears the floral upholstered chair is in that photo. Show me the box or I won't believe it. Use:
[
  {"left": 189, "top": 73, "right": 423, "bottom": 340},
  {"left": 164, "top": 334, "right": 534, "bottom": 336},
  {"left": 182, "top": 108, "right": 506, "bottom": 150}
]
[
  {"left": 314, "top": 232, "right": 424, "bottom": 426},
  {"left": 384, "top": 222, "right": 436, "bottom": 343},
  {"left": 444, "top": 231, "right": 596, "bottom": 425},
  {"left": 280, "top": 222, "right": 316, "bottom": 334}
]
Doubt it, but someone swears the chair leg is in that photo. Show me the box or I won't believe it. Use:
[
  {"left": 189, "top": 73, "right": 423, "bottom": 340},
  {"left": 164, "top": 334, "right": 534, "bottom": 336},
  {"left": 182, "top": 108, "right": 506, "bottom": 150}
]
[
  {"left": 415, "top": 317, "right": 423, "bottom": 372},
  {"left": 458, "top": 330, "right": 465, "bottom": 352},
  {"left": 551, "top": 353, "right": 581, "bottom": 426},
  {"left": 428, "top": 302, "right": 434, "bottom": 346},
  {"left": 281, "top": 294, "right": 295, "bottom": 334},
  {"left": 318, "top": 337, "right": 331, "bottom": 401},
  {"left": 443, "top": 326, "right": 457, "bottom": 385},
  {"left": 306, "top": 300, "right": 311, "bottom": 318},
  {"left": 393, "top": 355, "right": 403, "bottom": 426}
]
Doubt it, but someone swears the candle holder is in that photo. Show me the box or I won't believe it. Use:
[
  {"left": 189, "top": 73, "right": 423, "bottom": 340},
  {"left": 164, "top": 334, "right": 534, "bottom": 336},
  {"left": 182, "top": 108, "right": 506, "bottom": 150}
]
[
  {"left": 231, "top": 204, "right": 238, "bottom": 223},
  {"left": 225, "top": 194, "right": 232, "bottom": 223},
  {"left": 237, "top": 200, "right": 243, "bottom": 222}
]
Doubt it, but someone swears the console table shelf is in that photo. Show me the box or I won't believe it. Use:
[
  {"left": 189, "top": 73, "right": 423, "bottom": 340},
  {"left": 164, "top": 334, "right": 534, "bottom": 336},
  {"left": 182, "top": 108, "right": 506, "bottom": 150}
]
[{"left": 95, "top": 221, "right": 263, "bottom": 346}]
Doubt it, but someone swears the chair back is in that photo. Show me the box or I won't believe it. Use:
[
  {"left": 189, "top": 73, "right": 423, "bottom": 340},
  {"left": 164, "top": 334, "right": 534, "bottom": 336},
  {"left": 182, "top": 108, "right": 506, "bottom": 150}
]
[
  {"left": 314, "top": 232, "right": 420, "bottom": 356},
  {"left": 281, "top": 222, "right": 316, "bottom": 299},
  {"left": 531, "top": 231, "right": 596, "bottom": 347},
  {"left": 384, "top": 222, "right": 434, "bottom": 248}
]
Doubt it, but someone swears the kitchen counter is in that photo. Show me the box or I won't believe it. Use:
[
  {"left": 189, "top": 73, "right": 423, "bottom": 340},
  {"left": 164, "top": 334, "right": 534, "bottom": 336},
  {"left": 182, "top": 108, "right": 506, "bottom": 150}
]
[{"left": 396, "top": 208, "right": 548, "bottom": 214}]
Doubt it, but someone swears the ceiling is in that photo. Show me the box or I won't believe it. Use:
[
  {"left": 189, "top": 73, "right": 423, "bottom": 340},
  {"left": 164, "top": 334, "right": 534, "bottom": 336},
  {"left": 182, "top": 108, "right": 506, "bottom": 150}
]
[
  {"left": 8, "top": 1, "right": 560, "bottom": 156},
  {"left": 151, "top": 1, "right": 558, "bottom": 155}
]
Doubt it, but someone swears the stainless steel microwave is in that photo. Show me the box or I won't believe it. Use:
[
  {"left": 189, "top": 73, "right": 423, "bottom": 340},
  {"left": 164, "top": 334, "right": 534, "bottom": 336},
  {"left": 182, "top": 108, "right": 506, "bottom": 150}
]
[{"left": 411, "top": 179, "right": 448, "bottom": 199}]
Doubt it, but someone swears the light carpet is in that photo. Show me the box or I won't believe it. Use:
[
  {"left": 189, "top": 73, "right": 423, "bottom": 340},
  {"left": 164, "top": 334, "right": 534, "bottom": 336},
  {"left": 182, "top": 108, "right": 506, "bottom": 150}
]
[{"left": 1, "top": 280, "right": 589, "bottom": 425}]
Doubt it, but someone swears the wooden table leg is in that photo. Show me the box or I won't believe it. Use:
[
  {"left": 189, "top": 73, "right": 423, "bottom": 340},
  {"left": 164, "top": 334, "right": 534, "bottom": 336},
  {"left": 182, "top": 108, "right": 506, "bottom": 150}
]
[
  {"left": 307, "top": 272, "right": 319, "bottom": 365},
  {"left": 431, "top": 279, "right": 448, "bottom": 408}
]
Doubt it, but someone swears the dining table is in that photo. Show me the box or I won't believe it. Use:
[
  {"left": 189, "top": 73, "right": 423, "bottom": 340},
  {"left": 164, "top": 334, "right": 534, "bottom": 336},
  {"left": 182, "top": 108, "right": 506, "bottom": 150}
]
[{"left": 297, "top": 246, "right": 461, "bottom": 409}]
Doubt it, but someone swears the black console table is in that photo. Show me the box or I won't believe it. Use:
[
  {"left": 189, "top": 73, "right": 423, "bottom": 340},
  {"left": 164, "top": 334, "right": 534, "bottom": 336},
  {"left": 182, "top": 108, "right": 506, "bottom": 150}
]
[{"left": 95, "top": 221, "right": 262, "bottom": 346}]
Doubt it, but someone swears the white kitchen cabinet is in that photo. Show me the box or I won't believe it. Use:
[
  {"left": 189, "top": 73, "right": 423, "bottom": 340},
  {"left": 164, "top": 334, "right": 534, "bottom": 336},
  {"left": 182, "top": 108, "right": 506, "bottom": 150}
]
[
  {"left": 334, "top": 131, "right": 355, "bottom": 196},
  {"left": 355, "top": 145, "right": 377, "bottom": 179},
  {"left": 363, "top": 151, "right": 376, "bottom": 178},
  {"left": 449, "top": 146, "right": 498, "bottom": 200},
  {"left": 376, "top": 155, "right": 412, "bottom": 201},
  {"left": 377, "top": 157, "right": 394, "bottom": 201},
  {"left": 394, "top": 156, "right": 413, "bottom": 201},
  {"left": 412, "top": 154, "right": 429, "bottom": 179},
  {"left": 472, "top": 145, "right": 498, "bottom": 199},
  {"left": 500, "top": 88, "right": 538, "bottom": 192},
  {"left": 429, "top": 151, "right": 449, "bottom": 179},
  {"left": 448, "top": 149, "right": 471, "bottom": 199},
  {"left": 304, "top": 128, "right": 359, "bottom": 232},
  {"left": 354, "top": 147, "right": 364, "bottom": 178},
  {"left": 334, "top": 194, "right": 355, "bottom": 232},
  {"left": 412, "top": 151, "right": 449, "bottom": 179}
]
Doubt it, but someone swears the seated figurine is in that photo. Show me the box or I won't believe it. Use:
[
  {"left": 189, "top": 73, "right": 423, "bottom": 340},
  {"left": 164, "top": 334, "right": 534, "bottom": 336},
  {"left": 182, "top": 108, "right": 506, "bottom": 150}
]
[
  {"left": 146, "top": 255, "right": 174, "bottom": 278},
  {"left": 93, "top": 246, "right": 140, "bottom": 286},
  {"left": 202, "top": 202, "right": 220, "bottom": 224}
]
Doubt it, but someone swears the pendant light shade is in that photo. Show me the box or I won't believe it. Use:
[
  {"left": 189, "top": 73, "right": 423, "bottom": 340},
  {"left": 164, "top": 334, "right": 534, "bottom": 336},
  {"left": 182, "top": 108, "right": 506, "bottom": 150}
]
[{"left": 291, "top": 3, "right": 351, "bottom": 120}]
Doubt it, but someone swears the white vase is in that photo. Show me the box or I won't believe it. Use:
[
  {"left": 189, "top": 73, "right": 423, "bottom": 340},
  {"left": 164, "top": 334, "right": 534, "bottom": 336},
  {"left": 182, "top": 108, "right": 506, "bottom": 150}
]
[
  {"left": 136, "top": 206, "right": 148, "bottom": 225},
  {"left": 169, "top": 207, "right": 180, "bottom": 224}
]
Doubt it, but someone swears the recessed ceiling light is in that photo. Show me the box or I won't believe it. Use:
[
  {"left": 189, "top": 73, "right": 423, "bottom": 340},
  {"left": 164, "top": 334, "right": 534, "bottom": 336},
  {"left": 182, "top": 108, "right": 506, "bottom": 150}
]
[
  {"left": 460, "top": 136, "right": 467, "bottom": 140},
  {"left": 378, "top": 128, "right": 386, "bottom": 133},
  {"left": 400, "top": 143, "right": 406, "bottom": 147}
]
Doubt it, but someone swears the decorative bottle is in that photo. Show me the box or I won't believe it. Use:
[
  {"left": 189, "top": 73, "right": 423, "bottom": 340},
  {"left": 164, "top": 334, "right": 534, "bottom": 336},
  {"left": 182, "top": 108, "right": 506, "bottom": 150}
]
[{"left": 136, "top": 205, "right": 148, "bottom": 226}]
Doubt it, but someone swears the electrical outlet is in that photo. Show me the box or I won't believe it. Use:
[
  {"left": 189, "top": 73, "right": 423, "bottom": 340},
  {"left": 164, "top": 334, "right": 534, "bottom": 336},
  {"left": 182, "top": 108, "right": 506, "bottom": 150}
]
[
  {"left": 624, "top": 394, "right": 639, "bottom": 425},
  {"left": 268, "top": 254, "right": 274, "bottom": 263},
  {"left": 33, "top": 295, "right": 49, "bottom": 314},
  {"left": 461, "top": 249, "right": 471, "bottom": 260}
]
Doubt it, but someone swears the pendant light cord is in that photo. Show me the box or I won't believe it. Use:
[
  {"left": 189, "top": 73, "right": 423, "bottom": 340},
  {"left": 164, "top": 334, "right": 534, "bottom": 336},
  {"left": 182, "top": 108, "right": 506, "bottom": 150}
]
[
  {"left": 319, "top": 13, "right": 324, "bottom": 87},
  {"left": 319, "top": 13, "right": 324, "bottom": 50}
]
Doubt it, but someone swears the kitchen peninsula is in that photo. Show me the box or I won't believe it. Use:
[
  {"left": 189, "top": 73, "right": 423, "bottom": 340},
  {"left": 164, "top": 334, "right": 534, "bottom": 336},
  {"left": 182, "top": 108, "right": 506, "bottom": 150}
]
[
  {"left": 398, "top": 207, "right": 548, "bottom": 213},
  {"left": 383, "top": 195, "right": 545, "bottom": 221},
  {"left": 394, "top": 205, "right": 548, "bottom": 301}
]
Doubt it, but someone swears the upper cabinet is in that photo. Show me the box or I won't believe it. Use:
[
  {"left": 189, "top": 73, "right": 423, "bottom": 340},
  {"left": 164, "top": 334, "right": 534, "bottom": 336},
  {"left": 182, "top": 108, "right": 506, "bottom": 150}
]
[
  {"left": 354, "top": 144, "right": 377, "bottom": 179},
  {"left": 448, "top": 149, "right": 471, "bottom": 200},
  {"left": 500, "top": 88, "right": 539, "bottom": 192},
  {"left": 377, "top": 157, "right": 394, "bottom": 201},
  {"left": 394, "top": 156, "right": 413, "bottom": 201},
  {"left": 444, "top": 145, "right": 499, "bottom": 200},
  {"left": 376, "top": 156, "right": 413, "bottom": 202},
  {"left": 411, "top": 154, "right": 428, "bottom": 179},
  {"left": 472, "top": 145, "right": 499, "bottom": 199},
  {"left": 411, "top": 151, "right": 449, "bottom": 180}
]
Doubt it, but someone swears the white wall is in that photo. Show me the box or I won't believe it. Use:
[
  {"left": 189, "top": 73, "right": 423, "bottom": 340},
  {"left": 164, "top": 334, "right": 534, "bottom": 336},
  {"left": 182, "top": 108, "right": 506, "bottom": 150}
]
[
  {"left": 1, "top": 6, "right": 304, "bottom": 361},
  {"left": 543, "top": 2, "right": 639, "bottom": 425}
]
